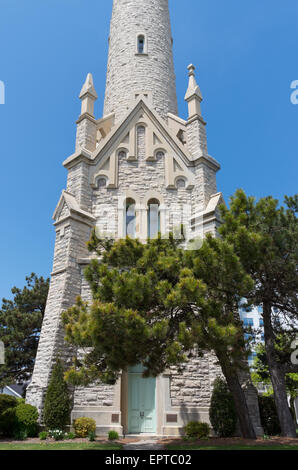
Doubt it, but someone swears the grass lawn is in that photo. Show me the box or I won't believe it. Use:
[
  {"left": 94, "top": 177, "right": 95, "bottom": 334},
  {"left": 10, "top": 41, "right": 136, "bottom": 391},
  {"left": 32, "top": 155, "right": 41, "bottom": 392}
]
[
  {"left": 0, "top": 442, "right": 122, "bottom": 451},
  {"left": 165, "top": 444, "right": 298, "bottom": 451}
]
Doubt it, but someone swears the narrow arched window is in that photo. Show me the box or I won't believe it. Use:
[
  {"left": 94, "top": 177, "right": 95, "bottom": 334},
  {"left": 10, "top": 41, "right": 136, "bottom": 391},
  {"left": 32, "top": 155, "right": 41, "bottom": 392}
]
[
  {"left": 126, "top": 198, "right": 136, "bottom": 238},
  {"left": 137, "top": 35, "right": 145, "bottom": 54},
  {"left": 147, "top": 199, "right": 160, "bottom": 239}
]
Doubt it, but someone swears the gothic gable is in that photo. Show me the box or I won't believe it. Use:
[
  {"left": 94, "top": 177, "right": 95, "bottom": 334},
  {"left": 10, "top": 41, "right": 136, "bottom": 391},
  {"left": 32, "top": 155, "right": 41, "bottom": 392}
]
[
  {"left": 53, "top": 190, "right": 95, "bottom": 223},
  {"left": 64, "top": 99, "right": 195, "bottom": 190}
]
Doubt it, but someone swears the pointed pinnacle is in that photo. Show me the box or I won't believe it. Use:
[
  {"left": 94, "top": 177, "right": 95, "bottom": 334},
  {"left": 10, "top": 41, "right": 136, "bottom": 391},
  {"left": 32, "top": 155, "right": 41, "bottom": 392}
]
[
  {"left": 79, "top": 73, "right": 98, "bottom": 100},
  {"left": 184, "top": 64, "right": 203, "bottom": 102}
]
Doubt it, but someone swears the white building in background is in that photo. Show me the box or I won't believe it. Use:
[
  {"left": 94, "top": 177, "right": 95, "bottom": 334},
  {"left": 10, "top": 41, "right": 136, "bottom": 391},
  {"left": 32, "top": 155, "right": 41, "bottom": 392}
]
[{"left": 239, "top": 304, "right": 264, "bottom": 366}]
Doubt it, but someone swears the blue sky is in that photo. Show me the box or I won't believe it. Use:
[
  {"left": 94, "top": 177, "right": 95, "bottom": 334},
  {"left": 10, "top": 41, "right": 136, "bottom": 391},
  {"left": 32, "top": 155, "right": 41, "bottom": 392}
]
[{"left": 0, "top": 0, "right": 297, "bottom": 300}]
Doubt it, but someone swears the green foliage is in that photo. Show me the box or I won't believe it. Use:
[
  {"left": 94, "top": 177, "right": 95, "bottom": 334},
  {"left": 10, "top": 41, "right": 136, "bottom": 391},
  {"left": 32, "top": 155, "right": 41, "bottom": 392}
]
[
  {"left": 0, "top": 394, "right": 17, "bottom": 415},
  {"left": 16, "top": 398, "right": 26, "bottom": 405},
  {"left": 0, "top": 407, "right": 17, "bottom": 437},
  {"left": 62, "top": 229, "right": 260, "bottom": 438},
  {"left": 0, "top": 397, "right": 38, "bottom": 438},
  {"left": 0, "top": 274, "right": 49, "bottom": 388},
  {"left": 252, "top": 342, "right": 298, "bottom": 397},
  {"left": 65, "top": 431, "right": 76, "bottom": 440},
  {"left": 209, "top": 377, "right": 237, "bottom": 437},
  {"left": 73, "top": 417, "right": 96, "bottom": 438},
  {"left": 15, "top": 403, "right": 39, "bottom": 437},
  {"left": 39, "top": 431, "right": 48, "bottom": 440},
  {"left": 258, "top": 395, "right": 281, "bottom": 436},
  {"left": 62, "top": 233, "right": 252, "bottom": 384},
  {"left": 43, "top": 358, "right": 71, "bottom": 430},
  {"left": 88, "top": 431, "right": 96, "bottom": 442},
  {"left": 13, "top": 428, "right": 27, "bottom": 441},
  {"left": 108, "top": 430, "right": 119, "bottom": 441},
  {"left": 184, "top": 421, "right": 210, "bottom": 439},
  {"left": 220, "top": 190, "right": 298, "bottom": 437},
  {"left": 48, "top": 429, "right": 65, "bottom": 441}
]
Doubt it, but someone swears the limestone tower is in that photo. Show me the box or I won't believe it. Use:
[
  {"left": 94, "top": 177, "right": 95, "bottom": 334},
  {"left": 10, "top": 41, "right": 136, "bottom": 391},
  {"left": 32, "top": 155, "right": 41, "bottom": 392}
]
[
  {"left": 27, "top": 0, "right": 264, "bottom": 437},
  {"left": 104, "top": 0, "right": 178, "bottom": 123}
]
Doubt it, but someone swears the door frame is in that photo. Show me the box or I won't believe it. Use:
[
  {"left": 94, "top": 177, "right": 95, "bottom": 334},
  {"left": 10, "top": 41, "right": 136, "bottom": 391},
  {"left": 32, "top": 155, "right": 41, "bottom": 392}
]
[{"left": 122, "top": 367, "right": 158, "bottom": 435}]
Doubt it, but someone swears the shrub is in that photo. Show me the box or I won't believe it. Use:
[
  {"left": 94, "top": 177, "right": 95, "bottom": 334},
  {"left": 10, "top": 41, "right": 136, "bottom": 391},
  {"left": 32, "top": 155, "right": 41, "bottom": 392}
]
[
  {"left": 65, "top": 431, "right": 76, "bottom": 440},
  {"left": 16, "top": 398, "right": 25, "bottom": 405},
  {"left": 73, "top": 417, "right": 96, "bottom": 438},
  {"left": 15, "top": 403, "right": 39, "bottom": 437},
  {"left": 0, "top": 394, "right": 18, "bottom": 416},
  {"left": 88, "top": 431, "right": 96, "bottom": 442},
  {"left": 13, "top": 428, "right": 27, "bottom": 441},
  {"left": 43, "top": 358, "right": 71, "bottom": 430},
  {"left": 0, "top": 407, "right": 17, "bottom": 437},
  {"left": 108, "top": 430, "right": 119, "bottom": 441},
  {"left": 209, "top": 377, "right": 237, "bottom": 437},
  {"left": 39, "top": 431, "right": 48, "bottom": 440},
  {"left": 48, "top": 429, "right": 65, "bottom": 441},
  {"left": 258, "top": 395, "right": 281, "bottom": 436},
  {"left": 184, "top": 421, "right": 210, "bottom": 440}
]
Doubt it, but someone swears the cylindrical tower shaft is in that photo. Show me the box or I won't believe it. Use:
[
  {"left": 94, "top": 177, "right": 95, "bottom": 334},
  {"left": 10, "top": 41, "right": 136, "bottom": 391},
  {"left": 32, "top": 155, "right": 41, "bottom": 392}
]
[{"left": 104, "top": 0, "right": 178, "bottom": 123}]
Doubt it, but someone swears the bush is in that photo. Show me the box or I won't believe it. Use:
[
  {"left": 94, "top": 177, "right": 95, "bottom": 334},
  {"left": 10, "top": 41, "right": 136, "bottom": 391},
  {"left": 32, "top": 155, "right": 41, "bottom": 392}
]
[
  {"left": 258, "top": 395, "right": 281, "bottom": 436},
  {"left": 184, "top": 421, "right": 210, "bottom": 440},
  {"left": 43, "top": 358, "right": 71, "bottom": 430},
  {"left": 108, "top": 430, "right": 119, "bottom": 441},
  {"left": 39, "top": 431, "right": 48, "bottom": 440},
  {"left": 13, "top": 428, "right": 27, "bottom": 441},
  {"left": 48, "top": 429, "right": 65, "bottom": 441},
  {"left": 0, "top": 394, "right": 18, "bottom": 416},
  {"left": 73, "top": 417, "right": 96, "bottom": 438},
  {"left": 15, "top": 403, "right": 39, "bottom": 437},
  {"left": 0, "top": 407, "right": 17, "bottom": 437},
  {"left": 88, "top": 431, "right": 96, "bottom": 442},
  {"left": 209, "top": 377, "right": 237, "bottom": 437},
  {"left": 16, "top": 398, "right": 25, "bottom": 405},
  {"left": 65, "top": 431, "right": 76, "bottom": 440}
]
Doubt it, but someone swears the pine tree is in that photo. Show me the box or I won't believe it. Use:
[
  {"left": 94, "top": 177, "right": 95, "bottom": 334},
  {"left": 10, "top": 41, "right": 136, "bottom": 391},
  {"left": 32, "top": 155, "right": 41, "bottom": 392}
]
[
  {"left": 252, "top": 340, "right": 298, "bottom": 423},
  {"left": 0, "top": 274, "right": 49, "bottom": 388},
  {"left": 43, "top": 358, "right": 71, "bottom": 430},
  {"left": 220, "top": 190, "right": 298, "bottom": 437},
  {"left": 63, "top": 233, "right": 258, "bottom": 438}
]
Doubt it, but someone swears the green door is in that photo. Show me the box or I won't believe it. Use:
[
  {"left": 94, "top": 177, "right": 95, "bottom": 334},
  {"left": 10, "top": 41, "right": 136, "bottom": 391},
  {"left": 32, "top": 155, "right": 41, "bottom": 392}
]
[{"left": 128, "top": 366, "right": 156, "bottom": 434}]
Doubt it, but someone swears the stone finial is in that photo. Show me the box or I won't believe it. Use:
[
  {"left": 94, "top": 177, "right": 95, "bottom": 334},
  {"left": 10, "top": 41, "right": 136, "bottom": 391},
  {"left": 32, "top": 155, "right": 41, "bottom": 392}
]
[
  {"left": 184, "top": 64, "right": 203, "bottom": 119},
  {"left": 79, "top": 73, "right": 98, "bottom": 116}
]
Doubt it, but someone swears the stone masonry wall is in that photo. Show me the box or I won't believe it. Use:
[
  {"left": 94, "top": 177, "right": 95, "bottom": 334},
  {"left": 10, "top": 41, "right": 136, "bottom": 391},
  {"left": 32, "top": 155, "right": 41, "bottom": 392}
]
[
  {"left": 170, "top": 354, "right": 221, "bottom": 409},
  {"left": 104, "top": 0, "right": 178, "bottom": 123},
  {"left": 72, "top": 268, "right": 116, "bottom": 409}
]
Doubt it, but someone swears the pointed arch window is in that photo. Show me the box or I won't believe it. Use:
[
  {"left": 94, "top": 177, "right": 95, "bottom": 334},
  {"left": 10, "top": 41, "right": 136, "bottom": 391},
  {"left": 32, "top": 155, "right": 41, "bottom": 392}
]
[
  {"left": 126, "top": 198, "right": 136, "bottom": 238},
  {"left": 147, "top": 199, "right": 160, "bottom": 239}
]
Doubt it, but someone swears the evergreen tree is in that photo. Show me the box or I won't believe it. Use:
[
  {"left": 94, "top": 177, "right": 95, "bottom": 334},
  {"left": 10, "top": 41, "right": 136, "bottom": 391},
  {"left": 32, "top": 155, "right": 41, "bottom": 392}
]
[
  {"left": 209, "top": 377, "right": 237, "bottom": 437},
  {"left": 0, "top": 274, "right": 49, "bottom": 388},
  {"left": 43, "top": 358, "right": 71, "bottom": 430},
  {"left": 220, "top": 190, "right": 298, "bottom": 437},
  {"left": 63, "top": 233, "right": 257, "bottom": 438},
  {"left": 252, "top": 340, "right": 298, "bottom": 423}
]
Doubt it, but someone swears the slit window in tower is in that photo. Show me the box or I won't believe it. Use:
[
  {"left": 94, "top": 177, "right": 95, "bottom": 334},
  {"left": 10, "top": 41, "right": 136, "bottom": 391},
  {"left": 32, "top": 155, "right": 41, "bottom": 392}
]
[
  {"left": 137, "top": 35, "right": 145, "bottom": 54},
  {"left": 147, "top": 199, "right": 160, "bottom": 239},
  {"left": 126, "top": 198, "right": 136, "bottom": 238}
]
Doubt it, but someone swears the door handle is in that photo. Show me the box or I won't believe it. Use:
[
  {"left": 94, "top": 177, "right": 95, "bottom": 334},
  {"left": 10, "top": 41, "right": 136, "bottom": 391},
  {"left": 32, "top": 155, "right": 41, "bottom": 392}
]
[{"left": 140, "top": 411, "right": 144, "bottom": 419}]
